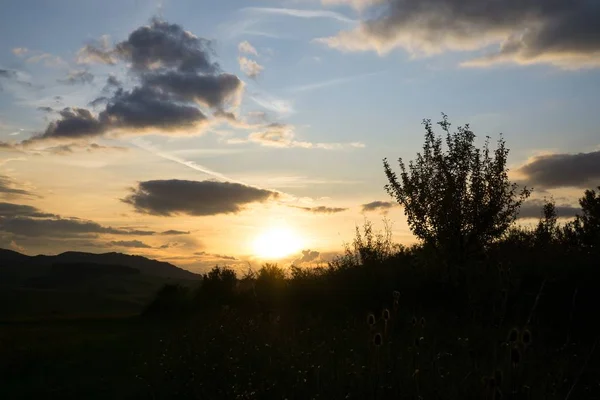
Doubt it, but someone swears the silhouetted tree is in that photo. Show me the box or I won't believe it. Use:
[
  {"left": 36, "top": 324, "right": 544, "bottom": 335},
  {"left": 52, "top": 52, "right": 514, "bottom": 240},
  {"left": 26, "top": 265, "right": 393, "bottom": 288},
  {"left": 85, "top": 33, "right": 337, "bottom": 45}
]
[
  {"left": 564, "top": 187, "right": 600, "bottom": 252},
  {"left": 194, "top": 266, "right": 237, "bottom": 307},
  {"left": 535, "top": 199, "right": 559, "bottom": 247},
  {"left": 383, "top": 114, "right": 530, "bottom": 270}
]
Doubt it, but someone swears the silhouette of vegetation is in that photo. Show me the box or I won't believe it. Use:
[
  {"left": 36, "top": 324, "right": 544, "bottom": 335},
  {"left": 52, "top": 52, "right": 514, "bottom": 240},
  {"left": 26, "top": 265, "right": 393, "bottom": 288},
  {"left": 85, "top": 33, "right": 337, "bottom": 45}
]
[
  {"left": 3, "top": 115, "right": 600, "bottom": 399},
  {"left": 384, "top": 114, "right": 530, "bottom": 274}
]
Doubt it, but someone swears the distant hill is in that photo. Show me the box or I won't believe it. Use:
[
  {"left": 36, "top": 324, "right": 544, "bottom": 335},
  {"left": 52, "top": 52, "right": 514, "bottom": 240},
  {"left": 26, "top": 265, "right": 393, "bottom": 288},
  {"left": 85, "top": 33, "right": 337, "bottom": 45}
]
[
  {"left": 0, "top": 249, "right": 201, "bottom": 320},
  {"left": 0, "top": 249, "right": 198, "bottom": 280}
]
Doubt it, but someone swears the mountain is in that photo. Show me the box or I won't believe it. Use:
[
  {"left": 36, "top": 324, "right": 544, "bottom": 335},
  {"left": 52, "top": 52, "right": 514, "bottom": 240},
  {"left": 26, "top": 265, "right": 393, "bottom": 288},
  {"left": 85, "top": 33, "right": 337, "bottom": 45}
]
[
  {"left": 0, "top": 249, "right": 198, "bottom": 280},
  {"left": 0, "top": 249, "right": 201, "bottom": 320}
]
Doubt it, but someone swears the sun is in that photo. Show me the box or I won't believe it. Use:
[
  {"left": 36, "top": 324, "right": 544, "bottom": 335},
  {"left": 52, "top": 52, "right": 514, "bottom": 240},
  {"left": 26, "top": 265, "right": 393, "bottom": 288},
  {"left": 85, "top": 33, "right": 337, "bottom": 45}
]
[{"left": 253, "top": 226, "right": 304, "bottom": 259}]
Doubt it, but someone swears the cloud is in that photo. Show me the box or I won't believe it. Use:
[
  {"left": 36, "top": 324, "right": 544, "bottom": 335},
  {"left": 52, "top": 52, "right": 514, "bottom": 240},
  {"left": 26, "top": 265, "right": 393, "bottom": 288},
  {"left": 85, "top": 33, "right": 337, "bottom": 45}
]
[
  {"left": 361, "top": 200, "right": 397, "bottom": 213},
  {"left": 0, "top": 176, "right": 35, "bottom": 198},
  {"left": 238, "top": 41, "right": 258, "bottom": 56},
  {"left": 33, "top": 107, "right": 105, "bottom": 141},
  {"left": 123, "top": 179, "right": 279, "bottom": 216},
  {"left": 161, "top": 230, "right": 190, "bottom": 235},
  {"left": 141, "top": 71, "right": 243, "bottom": 109},
  {"left": 517, "top": 199, "right": 581, "bottom": 219},
  {"left": 518, "top": 150, "right": 600, "bottom": 189},
  {"left": 243, "top": 7, "right": 356, "bottom": 24},
  {"left": 109, "top": 240, "right": 153, "bottom": 249},
  {"left": 0, "top": 206, "right": 156, "bottom": 238},
  {"left": 316, "top": 0, "right": 600, "bottom": 69},
  {"left": 78, "top": 19, "right": 218, "bottom": 73},
  {"left": 57, "top": 70, "right": 94, "bottom": 85},
  {"left": 27, "top": 19, "right": 244, "bottom": 145},
  {"left": 0, "top": 202, "right": 55, "bottom": 218},
  {"left": 0, "top": 69, "right": 18, "bottom": 79},
  {"left": 293, "top": 249, "right": 321, "bottom": 265},
  {"left": 195, "top": 251, "right": 239, "bottom": 261},
  {"left": 12, "top": 48, "right": 67, "bottom": 68},
  {"left": 238, "top": 57, "right": 264, "bottom": 79},
  {"left": 292, "top": 205, "right": 348, "bottom": 214},
  {"left": 232, "top": 123, "right": 365, "bottom": 150},
  {"left": 36, "top": 142, "right": 128, "bottom": 155},
  {"left": 101, "top": 86, "right": 208, "bottom": 132}
]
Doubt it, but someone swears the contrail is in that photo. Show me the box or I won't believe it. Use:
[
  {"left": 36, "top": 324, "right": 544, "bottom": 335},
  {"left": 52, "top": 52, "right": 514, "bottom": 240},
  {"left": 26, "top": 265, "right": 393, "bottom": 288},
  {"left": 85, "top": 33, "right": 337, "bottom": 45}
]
[
  {"left": 130, "top": 139, "right": 300, "bottom": 204},
  {"left": 130, "top": 138, "right": 247, "bottom": 185}
]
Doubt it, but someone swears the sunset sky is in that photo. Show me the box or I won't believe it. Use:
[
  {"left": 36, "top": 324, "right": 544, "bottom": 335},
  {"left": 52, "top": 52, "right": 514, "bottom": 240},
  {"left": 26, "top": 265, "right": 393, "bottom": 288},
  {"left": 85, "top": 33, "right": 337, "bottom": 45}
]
[{"left": 1, "top": 0, "right": 599, "bottom": 272}]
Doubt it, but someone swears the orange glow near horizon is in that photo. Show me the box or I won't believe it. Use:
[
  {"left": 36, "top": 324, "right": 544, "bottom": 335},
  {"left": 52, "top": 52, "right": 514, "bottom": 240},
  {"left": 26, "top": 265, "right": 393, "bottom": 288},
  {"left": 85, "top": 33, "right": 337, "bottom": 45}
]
[{"left": 252, "top": 225, "right": 305, "bottom": 260}]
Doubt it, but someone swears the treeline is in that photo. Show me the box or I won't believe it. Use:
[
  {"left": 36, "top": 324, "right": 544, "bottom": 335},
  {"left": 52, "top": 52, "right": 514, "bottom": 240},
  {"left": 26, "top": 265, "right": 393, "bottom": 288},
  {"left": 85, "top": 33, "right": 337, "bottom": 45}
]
[{"left": 144, "top": 115, "right": 600, "bottom": 344}]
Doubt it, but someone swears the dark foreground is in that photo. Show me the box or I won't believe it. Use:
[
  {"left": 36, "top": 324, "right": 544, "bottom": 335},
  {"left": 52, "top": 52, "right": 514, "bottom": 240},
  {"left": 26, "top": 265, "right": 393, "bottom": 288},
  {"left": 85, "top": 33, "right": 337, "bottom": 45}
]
[{"left": 2, "top": 305, "right": 599, "bottom": 400}]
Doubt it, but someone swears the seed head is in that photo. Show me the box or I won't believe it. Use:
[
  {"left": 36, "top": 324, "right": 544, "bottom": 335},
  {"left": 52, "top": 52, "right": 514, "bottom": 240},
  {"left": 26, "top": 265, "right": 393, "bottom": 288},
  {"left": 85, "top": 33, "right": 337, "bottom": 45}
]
[
  {"left": 373, "top": 332, "right": 383, "bottom": 347},
  {"left": 382, "top": 308, "right": 390, "bottom": 321},
  {"left": 508, "top": 328, "right": 519, "bottom": 344},
  {"left": 393, "top": 290, "right": 400, "bottom": 301},
  {"left": 420, "top": 317, "right": 426, "bottom": 329},
  {"left": 367, "top": 313, "right": 376, "bottom": 327}
]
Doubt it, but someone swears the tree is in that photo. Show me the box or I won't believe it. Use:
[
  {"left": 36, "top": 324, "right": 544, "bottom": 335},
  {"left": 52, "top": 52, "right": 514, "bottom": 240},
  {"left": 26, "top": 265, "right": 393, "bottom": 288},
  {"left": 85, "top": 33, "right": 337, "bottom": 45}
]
[
  {"left": 383, "top": 114, "right": 530, "bottom": 268},
  {"left": 534, "top": 199, "right": 559, "bottom": 247},
  {"left": 564, "top": 187, "right": 600, "bottom": 252}
]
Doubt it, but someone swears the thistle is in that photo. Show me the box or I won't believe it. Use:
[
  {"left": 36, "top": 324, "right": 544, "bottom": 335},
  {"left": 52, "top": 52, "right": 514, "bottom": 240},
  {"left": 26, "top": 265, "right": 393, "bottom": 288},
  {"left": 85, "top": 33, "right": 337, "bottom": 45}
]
[
  {"left": 382, "top": 308, "right": 390, "bottom": 321},
  {"left": 507, "top": 328, "right": 519, "bottom": 344},
  {"left": 373, "top": 332, "right": 383, "bottom": 347},
  {"left": 521, "top": 329, "right": 532, "bottom": 348}
]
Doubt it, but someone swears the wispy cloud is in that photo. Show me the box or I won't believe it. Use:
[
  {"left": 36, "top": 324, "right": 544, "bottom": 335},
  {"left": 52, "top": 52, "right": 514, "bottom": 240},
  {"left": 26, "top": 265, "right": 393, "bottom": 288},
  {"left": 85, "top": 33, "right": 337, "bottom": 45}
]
[
  {"left": 130, "top": 138, "right": 246, "bottom": 185},
  {"left": 242, "top": 7, "right": 357, "bottom": 24},
  {"left": 249, "top": 93, "right": 295, "bottom": 117},
  {"left": 287, "top": 70, "right": 385, "bottom": 93}
]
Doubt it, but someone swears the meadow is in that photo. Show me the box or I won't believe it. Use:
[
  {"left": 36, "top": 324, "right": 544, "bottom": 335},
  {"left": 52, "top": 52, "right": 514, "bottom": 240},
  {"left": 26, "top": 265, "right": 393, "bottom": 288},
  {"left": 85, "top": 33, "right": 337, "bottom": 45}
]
[{"left": 2, "top": 218, "right": 599, "bottom": 399}]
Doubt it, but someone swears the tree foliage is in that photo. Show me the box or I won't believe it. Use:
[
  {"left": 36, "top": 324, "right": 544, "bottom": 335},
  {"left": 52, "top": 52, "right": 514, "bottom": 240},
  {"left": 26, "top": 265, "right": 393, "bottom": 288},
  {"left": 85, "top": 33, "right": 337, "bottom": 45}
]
[{"left": 383, "top": 114, "right": 530, "bottom": 265}]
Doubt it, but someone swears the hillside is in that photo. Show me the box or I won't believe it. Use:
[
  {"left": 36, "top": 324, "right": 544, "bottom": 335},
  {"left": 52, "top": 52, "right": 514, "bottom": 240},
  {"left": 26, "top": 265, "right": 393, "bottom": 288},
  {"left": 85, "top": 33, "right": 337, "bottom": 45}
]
[{"left": 0, "top": 249, "right": 201, "bottom": 320}]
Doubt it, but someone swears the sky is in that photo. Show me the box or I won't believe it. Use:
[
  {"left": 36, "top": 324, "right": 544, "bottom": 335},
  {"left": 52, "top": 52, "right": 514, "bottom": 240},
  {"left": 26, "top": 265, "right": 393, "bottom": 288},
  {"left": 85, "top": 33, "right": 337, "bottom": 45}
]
[{"left": 1, "top": 0, "right": 599, "bottom": 272}]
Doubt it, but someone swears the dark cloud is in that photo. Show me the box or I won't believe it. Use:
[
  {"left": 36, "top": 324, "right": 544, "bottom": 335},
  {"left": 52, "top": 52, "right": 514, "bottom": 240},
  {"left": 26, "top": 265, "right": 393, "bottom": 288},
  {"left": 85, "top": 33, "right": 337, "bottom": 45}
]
[
  {"left": 0, "top": 202, "right": 55, "bottom": 218},
  {"left": 195, "top": 251, "right": 238, "bottom": 261},
  {"left": 100, "top": 86, "right": 207, "bottom": 131},
  {"left": 293, "top": 205, "right": 348, "bottom": 214},
  {"left": 0, "top": 69, "right": 17, "bottom": 79},
  {"left": 319, "top": 0, "right": 600, "bottom": 69},
  {"left": 142, "top": 71, "right": 243, "bottom": 109},
  {"left": 361, "top": 200, "right": 397, "bottom": 213},
  {"left": 36, "top": 108, "right": 105, "bottom": 140},
  {"left": 58, "top": 70, "right": 94, "bottom": 85},
  {"left": 161, "top": 230, "right": 190, "bottom": 235},
  {"left": 88, "top": 96, "right": 109, "bottom": 108},
  {"left": 78, "top": 19, "right": 218, "bottom": 73},
  {"left": 517, "top": 199, "right": 581, "bottom": 219},
  {"left": 37, "top": 106, "right": 54, "bottom": 113},
  {"left": 109, "top": 240, "right": 153, "bottom": 249},
  {"left": 518, "top": 150, "right": 600, "bottom": 189},
  {"left": 123, "top": 179, "right": 278, "bottom": 216},
  {"left": 114, "top": 18, "right": 218, "bottom": 73},
  {"left": 0, "top": 176, "right": 34, "bottom": 198},
  {"left": 0, "top": 217, "right": 155, "bottom": 238},
  {"left": 104, "top": 74, "right": 122, "bottom": 91},
  {"left": 293, "top": 249, "right": 320, "bottom": 265},
  {"left": 0, "top": 202, "right": 156, "bottom": 238},
  {"left": 32, "top": 19, "right": 244, "bottom": 144}
]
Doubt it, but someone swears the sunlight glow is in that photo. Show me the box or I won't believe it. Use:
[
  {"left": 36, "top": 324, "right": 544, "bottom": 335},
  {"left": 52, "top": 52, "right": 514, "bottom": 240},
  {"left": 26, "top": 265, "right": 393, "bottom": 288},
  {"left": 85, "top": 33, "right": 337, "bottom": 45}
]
[{"left": 253, "top": 225, "right": 304, "bottom": 259}]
